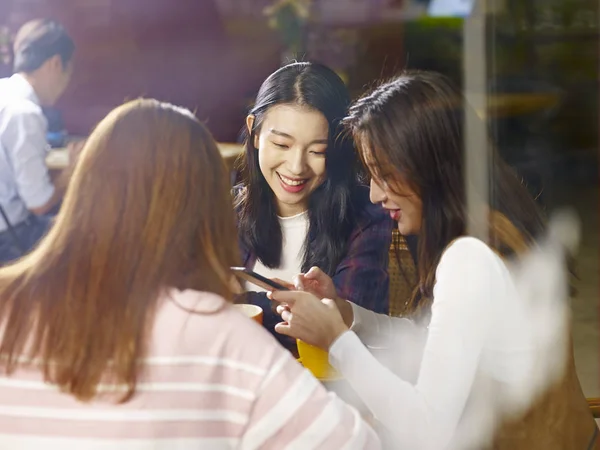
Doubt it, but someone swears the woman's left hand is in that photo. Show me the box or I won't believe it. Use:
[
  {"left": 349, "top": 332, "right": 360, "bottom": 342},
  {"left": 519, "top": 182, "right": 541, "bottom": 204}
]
[{"left": 269, "top": 290, "right": 349, "bottom": 350}]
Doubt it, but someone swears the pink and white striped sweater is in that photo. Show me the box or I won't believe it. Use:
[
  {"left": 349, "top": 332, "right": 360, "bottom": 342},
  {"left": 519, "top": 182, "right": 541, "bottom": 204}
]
[{"left": 0, "top": 289, "right": 379, "bottom": 449}]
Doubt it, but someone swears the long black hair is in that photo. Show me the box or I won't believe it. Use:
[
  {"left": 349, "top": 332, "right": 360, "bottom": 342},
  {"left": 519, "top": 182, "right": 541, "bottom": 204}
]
[
  {"left": 236, "top": 62, "right": 360, "bottom": 275},
  {"left": 344, "top": 70, "right": 546, "bottom": 308}
]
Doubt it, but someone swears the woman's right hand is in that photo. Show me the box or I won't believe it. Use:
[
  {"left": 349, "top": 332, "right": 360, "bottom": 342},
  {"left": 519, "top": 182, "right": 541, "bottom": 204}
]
[
  {"left": 270, "top": 291, "right": 349, "bottom": 350},
  {"left": 293, "top": 266, "right": 338, "bottom": 300},
  {"left": 280, "top": 266, "right": 354, "bottom": 328}
]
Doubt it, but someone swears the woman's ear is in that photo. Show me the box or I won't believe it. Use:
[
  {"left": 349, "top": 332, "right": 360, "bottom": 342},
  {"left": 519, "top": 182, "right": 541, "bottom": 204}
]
[
  {"left": 246, "top": 115, "right": 259, "bottom": 149},
  {"left": 246, "top": 114, "right": 255, "bottom": 134}
]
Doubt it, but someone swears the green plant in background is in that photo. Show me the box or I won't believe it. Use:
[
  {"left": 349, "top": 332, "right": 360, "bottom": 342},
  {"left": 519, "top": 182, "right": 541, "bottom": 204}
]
[
  {"left": 264, "top": 0, "right": 311, "bottom": 56},
  {"left": 402, "top": 17, "right": 463, "bottom": 85}
]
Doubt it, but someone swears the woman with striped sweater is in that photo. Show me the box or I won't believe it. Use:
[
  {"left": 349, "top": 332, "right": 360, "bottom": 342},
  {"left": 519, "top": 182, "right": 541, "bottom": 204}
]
[{"left": 0, "top": 99, "right": 378, "bottom": 449}]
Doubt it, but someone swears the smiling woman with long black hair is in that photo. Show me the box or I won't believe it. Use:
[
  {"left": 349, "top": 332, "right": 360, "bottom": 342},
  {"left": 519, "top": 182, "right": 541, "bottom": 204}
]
[{"left": 235, "top": 61, "right": 394, "bottom": 343}]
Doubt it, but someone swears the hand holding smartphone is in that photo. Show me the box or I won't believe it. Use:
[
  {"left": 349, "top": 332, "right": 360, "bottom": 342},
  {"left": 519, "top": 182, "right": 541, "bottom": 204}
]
[{"left": 230, "top": 267, "right": 291, "bottom": 291}]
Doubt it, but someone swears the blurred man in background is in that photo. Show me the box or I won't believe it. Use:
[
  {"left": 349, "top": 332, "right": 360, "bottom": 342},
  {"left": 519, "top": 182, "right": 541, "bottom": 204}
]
[{"left": 0, "top": 19, "right": 77, "bottom": 263}]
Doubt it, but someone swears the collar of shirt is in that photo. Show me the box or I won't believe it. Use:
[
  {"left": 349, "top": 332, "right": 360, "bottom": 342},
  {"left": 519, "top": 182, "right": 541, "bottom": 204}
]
[{"left": 8, "top": 73, "right": 41, "bottom": 106}]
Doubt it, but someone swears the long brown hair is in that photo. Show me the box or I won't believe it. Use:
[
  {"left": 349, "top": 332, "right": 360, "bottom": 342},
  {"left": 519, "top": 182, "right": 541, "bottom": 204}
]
[
  {"left": 0, "top": 99, "right": 239, "bottom": 401},
  {"left": 344, "top": 71, "right": 546, "bottom": 311}
]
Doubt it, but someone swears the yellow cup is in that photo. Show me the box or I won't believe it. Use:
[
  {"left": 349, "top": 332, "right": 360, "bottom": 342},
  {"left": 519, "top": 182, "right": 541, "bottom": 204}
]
[
  {"left": 233, "top": 304, "right": 263, "bottom": 324},
  {"left": 296, "top": 339, "right": 339, "bottom": 380}
]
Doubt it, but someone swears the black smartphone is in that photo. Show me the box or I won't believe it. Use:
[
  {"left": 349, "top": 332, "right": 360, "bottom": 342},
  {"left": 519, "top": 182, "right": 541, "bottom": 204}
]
[{"left": 231, "top": 267, "right": 290, "bottom": 291}]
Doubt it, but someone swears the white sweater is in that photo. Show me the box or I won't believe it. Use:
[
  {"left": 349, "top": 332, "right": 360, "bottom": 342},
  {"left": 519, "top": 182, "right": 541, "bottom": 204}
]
[
  {"left": 248, "top": 212, "right": 309, "bottom": 292},
  {"left": 329, "top": 237, "right": 570, "bottom": 449}
]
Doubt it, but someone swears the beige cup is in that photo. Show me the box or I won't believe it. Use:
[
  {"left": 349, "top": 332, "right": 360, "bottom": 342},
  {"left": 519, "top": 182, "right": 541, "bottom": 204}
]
[{"left": 233, "top": 304, "right": 263, "bottom": 324}]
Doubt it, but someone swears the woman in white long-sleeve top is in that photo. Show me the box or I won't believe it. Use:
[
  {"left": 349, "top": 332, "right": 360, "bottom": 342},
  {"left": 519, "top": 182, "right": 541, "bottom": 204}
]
[{"left": 270, "top": 71, "right": 599, "bottom": 450}]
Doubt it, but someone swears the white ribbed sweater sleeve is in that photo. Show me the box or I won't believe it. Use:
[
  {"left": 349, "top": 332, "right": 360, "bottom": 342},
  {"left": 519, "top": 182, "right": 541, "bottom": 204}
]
[{"left": 329, "top": 238, "right": 501, "bottom": 449}]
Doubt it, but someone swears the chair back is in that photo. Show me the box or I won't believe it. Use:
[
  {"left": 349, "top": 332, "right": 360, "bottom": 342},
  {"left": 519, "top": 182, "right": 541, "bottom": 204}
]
[{"left": 388, "top": 230, "right": 418, "bottom": 318}]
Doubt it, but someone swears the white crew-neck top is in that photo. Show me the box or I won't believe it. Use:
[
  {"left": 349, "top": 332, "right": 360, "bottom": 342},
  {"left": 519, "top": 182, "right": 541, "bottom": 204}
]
[{"left": 247, "top": 211, "right": 309, "bottom": 291}]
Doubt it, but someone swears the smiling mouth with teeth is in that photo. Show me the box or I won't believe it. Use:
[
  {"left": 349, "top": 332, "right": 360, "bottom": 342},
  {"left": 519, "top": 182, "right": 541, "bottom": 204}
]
[{"left": 278, "top": 173, "right": 308, "bottom": 186}]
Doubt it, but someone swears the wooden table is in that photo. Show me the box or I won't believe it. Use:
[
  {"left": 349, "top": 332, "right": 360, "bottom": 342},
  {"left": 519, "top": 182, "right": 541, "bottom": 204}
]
[{"left": 46, "top": 142, "right": 245, "bottom": 172}]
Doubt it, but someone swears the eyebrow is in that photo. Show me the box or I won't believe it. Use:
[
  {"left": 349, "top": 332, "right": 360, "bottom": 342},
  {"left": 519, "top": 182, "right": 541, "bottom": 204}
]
[{"left": 269, "top": 128, "right": 328, "bottom": 145}]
